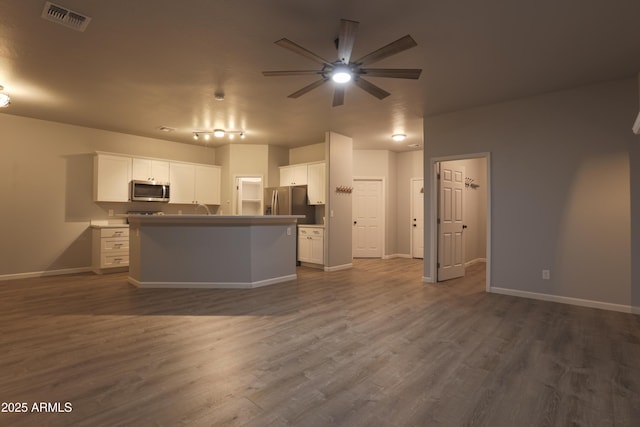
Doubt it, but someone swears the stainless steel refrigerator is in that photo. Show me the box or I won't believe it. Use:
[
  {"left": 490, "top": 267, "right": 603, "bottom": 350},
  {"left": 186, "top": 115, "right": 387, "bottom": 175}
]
[{"left": 264, "top": 185, "right": 315, "bottom": 224}]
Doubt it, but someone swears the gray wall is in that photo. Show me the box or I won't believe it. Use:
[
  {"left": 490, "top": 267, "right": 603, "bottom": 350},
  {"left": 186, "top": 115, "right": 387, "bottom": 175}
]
[
  {"left": 0, "top": 113, "right": 216, "bottom": 276},
  {"left": 326, "top": 132, "right": 353, "bottom": 269},
  {"left": 424, "top": 78, "right": 637, "bottom": 307}
]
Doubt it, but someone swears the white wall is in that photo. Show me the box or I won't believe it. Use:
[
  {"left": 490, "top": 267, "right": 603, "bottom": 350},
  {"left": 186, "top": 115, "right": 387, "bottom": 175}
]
[
  {"left": 424, "top": 78, "right": 637, "bottom": 308},
  {"left": 326, "top": 132, "right": 353, "bottom": 269},
  {"left": 289, "top": 143, "right": 325, "bottom": 164},
  {"left": 0, "top": 113, "right": 216, "bottom": 277}
]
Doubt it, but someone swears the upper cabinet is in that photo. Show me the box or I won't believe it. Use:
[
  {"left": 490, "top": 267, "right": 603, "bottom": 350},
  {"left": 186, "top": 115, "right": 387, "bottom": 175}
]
[
  {"left": 94, "top": 154, "right": 132, "bottom": 202},
  {"left": 279, "top": 164, "right": 308, "bottom": 186},
  {"left": 169, "top": 162, "right": 221, "bottom": 205},
  {"left": 94, "top": 152, "right": 220, "bottom": 205},
  {"left": 307, "top": 162, "right": 326, "bottom": 205},
  {"left": 131, "top": 158, "right": 170, "bottom": 182}
]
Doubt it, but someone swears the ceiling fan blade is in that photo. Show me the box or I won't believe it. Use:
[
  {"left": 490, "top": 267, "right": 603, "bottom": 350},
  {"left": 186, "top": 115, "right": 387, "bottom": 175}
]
[
  {"left": 263, "top": 70, "right": 323, "bottom": 77},
  {"left": 360, "top": 68, "right": 422, "bottom": 79},
  {"left": 353, "top": 77, "right": 391, "bottom": 100},
  {"left": 332, "top": 86, "right": 345, "bottom": 107},
  {"left": 354, "top": 35, "right": 418, "bottom": 66},
  {"left": 337, "top": 19, "right": 359, "bottom": 64},
  {"left": 288, "top": 78, "right": 329, "bottom": 98},
  {"left": 275, "top": 38, "right": 333, "bottom": 67}
]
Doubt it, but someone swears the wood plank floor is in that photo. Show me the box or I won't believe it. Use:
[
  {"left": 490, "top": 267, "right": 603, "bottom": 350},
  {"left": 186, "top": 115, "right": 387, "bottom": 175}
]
[{"left": 1, "top": 259, "right": 639, "bottom": 426}]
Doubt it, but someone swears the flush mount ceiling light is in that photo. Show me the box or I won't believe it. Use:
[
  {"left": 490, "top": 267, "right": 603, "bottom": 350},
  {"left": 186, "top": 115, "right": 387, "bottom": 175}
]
[
  {"left": 0, "top": 85, "right": 10, "bottom": 108},
  {"left": 193, "top": 129, "right": 246, "bottom": 141},
  {"left": 392, "top": 133, "right": 406, "bottom": 142},
  {"left": 331, "top": 65, "right": 352, "bottom": 83}
]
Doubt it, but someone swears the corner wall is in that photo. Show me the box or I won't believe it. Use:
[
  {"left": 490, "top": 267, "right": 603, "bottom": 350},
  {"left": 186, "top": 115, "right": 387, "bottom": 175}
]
[
  {"left": 0, "top": 114, "right": 215, "bottom": 277},
  {"left": 424, "top": 78, "right": 636, "bottom": 309}
]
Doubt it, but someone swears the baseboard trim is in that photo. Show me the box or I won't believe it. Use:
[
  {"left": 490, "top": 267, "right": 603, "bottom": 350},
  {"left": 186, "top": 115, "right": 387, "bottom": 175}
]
[
  {"left": 422, "top": 276, "right": 434, "bottom": 283},
  {"left": 324, "top": 263, "right": 353, "bottom": 272},
  {"left": 128, "top": 274, "right": 297, "bottom": 289},
  {"left": 382, "top": 253, "right": 412, "bottom": 259},
  {"left": 0, "top": 267, "right": 92, "bottom": 282},
  {"left": 490, "top": 287, "right": 639, "bottom": 314},
  {"left": 465, "top": 258, "right": 487, "bottom": 267}
]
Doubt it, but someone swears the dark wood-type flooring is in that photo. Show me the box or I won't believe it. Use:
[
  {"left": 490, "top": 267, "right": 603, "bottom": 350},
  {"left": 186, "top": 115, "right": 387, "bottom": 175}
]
[{"left": 1, "top": 259, "right": 639, "bottom": 426}]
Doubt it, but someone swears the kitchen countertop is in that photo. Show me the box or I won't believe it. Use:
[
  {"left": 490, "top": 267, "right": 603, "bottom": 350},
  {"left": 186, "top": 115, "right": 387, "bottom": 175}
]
[
  {"left": 90, "top": 219, "right": 128, "bottom": 228},
  {"left": 298, "top": 224, "right": 325, "bottom": 228},
  {"left": 127, "top": 214, "right": 305, "bottom": 226}
]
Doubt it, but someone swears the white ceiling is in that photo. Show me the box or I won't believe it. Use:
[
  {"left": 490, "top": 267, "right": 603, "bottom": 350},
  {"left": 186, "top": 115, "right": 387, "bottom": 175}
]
[{"left": 2, "top": 0, "right": 640, "bottom": 151}]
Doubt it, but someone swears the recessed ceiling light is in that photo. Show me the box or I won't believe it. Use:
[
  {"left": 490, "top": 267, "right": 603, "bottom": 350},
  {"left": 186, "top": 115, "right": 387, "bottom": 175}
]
[{"left": 392, "top": 133, "right": 406, "bottom": 142}]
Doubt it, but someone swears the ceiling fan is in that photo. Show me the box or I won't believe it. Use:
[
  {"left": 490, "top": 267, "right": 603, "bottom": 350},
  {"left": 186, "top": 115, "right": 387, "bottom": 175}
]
[{"left": 262, "top": 19, "right": 422, "bottom": 107}]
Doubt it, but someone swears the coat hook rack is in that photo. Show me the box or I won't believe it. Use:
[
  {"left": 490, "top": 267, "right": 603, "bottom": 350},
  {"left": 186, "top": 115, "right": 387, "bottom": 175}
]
[
  {"left": 335, "top": 185, "right": 353, "bottom": 194},
  {"left": 465, "top": 177, "right": 480, "bottom": 189}
]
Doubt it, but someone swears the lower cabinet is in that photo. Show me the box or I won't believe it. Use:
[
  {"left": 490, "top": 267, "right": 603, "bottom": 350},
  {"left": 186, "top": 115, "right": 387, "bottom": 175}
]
[
  {"left": 298, "top": 227, "right": 324, "bottom": 265},
  {"left": 92, "top": 227, "right": 129, "bottom": 274}
]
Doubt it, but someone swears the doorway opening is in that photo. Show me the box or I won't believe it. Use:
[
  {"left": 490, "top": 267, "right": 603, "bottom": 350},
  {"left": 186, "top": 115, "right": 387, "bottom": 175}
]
[
  {"left": 429, "top": 153, "right": 491, "bottom": 291},
  {"left": 235, "top": 176, "right": 263, "bottom": 215}
]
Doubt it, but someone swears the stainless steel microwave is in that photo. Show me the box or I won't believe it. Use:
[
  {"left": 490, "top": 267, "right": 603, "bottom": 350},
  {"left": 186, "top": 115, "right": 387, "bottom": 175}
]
[{"left": 130, "top": 180, "right": 170, "bottom": 202}]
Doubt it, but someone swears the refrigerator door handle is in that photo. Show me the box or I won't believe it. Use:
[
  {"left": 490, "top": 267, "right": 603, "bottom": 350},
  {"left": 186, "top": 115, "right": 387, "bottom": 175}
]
[{"left": 273, "top": 190, "right": 278, "bottom": 215}]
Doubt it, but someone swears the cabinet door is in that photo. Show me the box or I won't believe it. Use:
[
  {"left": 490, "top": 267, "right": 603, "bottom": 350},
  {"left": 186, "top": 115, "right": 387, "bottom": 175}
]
[
  {"left": 298, "top": 234, "right": 311, "bottom": 262},
  {"left": 310, "top": 235, "right": 324, "bottom": 264},
  {"left": 307, "top": 162, "right": 325, "bottom": 205},
  {"left": 94, "top": 154, "right": 131, "bottom": 202},
  {"left": 169, "top": 162, "right": 196, "bottom": 204},
  {"left": 195, "top": 165, "right": 221, "bottom": 205},
  {"left": 280, "top": 166, "right": 295, "bottom": 186},
  {"left": 132, "top": 159, "right": 170, "bottom": 182},
  {"left": 292, "top": 164, "right": 308, "bottom": 185},
  {"left": 151, "top": 160, "right": 170, "bottom": 182}
]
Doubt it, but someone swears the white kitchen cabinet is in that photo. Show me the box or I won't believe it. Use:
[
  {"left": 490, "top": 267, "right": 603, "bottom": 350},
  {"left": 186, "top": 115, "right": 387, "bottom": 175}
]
[
  {"left": 298, "top": 226, "right": 324, "bottom": 265},
  {"left": 92, "top": 227, "right": 129, "bottom": 273},
  {"left": 279, "top": 164, "right": 308, "bottom": 186},
  {"left": 306, "top": 162, "right": 326, "bottom": 205},
  {"left": 132, "top": 158, "right": 170, "bottom": 182},
  {"left": 195, "top": 165, "right": 221, "bottom": 205},
  {"left": 94, "top": 154, "right": 132, "bottom": 202},
  {"left": 170, "top": 162, "right": 221, "bottom": 205}
]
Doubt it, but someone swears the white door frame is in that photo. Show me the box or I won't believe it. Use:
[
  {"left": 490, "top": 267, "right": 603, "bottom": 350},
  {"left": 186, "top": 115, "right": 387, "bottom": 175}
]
[
  {"left": 428, "top": 153, "right": 491, "bottom": 292},
  {"left": 410, "top": 177, "right": 424, "bottom": 259},
  {"left": 353, "top": 177, "right": 385, "bottom": 258}
]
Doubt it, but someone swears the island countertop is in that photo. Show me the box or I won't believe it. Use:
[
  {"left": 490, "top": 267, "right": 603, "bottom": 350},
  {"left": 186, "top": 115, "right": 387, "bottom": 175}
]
[{"left": 127, "top": 214, "right": 305, "bottom": 226}]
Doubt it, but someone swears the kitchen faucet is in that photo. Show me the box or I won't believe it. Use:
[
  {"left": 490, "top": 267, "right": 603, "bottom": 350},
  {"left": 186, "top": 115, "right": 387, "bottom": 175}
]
[{"left": 195, "top": 203, "right": 211, "bottom": 215}]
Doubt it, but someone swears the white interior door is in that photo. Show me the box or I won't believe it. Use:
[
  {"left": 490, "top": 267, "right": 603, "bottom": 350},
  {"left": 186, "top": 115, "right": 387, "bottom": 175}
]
[
  {"left": 411, "top": 179, "right": 424, "bottom": 259},
  {"left": 438, "top": 163, "right": 465, "bottom": 281},
  {"left": 353, "top": 179, "right": 383, "bottom": 258}
]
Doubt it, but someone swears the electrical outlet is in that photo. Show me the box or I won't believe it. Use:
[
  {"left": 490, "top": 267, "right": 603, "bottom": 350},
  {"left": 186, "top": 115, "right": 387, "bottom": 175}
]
[
  {"left": 108, "top": 209, "right": 114, "bottom": 217},
  {"left": 287, "top": 227, "right": 292, "bottom": 236},
  {"left": 542, "top": 269, "right": 550, "bottom": 280}
]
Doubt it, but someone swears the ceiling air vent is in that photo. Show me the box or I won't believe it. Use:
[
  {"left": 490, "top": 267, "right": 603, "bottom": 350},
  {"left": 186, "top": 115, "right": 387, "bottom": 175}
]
[{"left": 41, "top": 2, "right": 92, "bottom": 32}]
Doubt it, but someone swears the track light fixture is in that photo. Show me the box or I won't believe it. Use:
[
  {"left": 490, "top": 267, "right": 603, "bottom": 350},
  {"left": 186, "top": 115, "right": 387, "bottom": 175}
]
[{"left": 192, "top": 129, "right": 246, "bottom": 141}]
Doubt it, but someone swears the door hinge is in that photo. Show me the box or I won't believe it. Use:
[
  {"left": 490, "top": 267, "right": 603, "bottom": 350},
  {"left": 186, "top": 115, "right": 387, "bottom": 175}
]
[
  {"left": 437, "top": 173, "right": 441, "bottom": 180},
  {"left": 437, "top": 218, "right": 441, "bottom": 224},
  {"left": 437, "top": 262, "right": 440, "bottom": 268}
]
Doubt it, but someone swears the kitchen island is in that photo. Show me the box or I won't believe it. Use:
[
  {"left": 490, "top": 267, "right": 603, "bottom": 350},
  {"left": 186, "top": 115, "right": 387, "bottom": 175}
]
[{"left": 127, "top": 215, "right": 303, "bottom": 288}]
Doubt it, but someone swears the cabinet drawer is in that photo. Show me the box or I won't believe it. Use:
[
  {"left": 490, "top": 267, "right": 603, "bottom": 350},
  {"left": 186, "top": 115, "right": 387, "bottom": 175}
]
[
  {"left": 100, "top": 228, "right": 129, "bottom": 238},
  {"left": 299, "top": 227, "right": 324, "bottom": 237},
  {"left": 101, "top": 237, "right": 129, "bottom": 252},
  {"left": 101, "top": 254, "right": 129, "bottom": 268}
]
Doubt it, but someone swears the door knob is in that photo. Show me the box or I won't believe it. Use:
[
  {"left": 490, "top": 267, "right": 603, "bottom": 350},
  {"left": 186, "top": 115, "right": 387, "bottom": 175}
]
[
  {"left": 413, "top": 224, "right": 417, "bottom": 227},
  {"left": 353, "top": 221, "right": 357, "bottom": 225},
  {"left": 462, "top": 224, "right": 468, "bottom": 229}
]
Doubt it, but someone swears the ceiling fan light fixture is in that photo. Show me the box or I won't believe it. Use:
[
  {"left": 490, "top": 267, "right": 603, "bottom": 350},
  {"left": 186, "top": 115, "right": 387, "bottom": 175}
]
[
  {"left": 331, "top": 68, "right": 352, "bottom": 84},
  {"left": 392, "top": 133, "right": 406, "bottom": 142}
]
